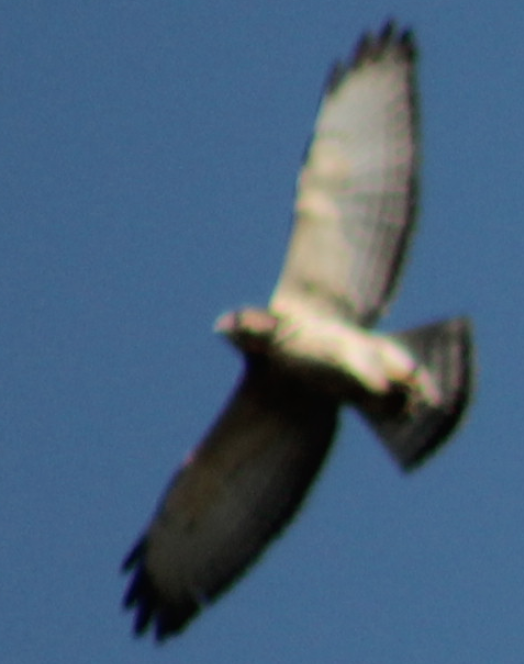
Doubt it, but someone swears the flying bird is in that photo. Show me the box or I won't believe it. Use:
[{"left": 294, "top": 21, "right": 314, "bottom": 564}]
[{"left": 122, "top": 21, "right": 473, "bottom": 641}]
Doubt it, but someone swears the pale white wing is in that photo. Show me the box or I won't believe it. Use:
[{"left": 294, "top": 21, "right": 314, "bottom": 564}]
[
  {"left": 271, "top": 22, "right": 417, "bottom": 326},
  {"left": 123, "top": 362, "right": 338, "bottom": 640}
]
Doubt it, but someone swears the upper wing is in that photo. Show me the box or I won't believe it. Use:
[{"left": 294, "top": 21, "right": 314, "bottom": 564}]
[
  {"left": 271, "top": 22, "right": 418, "bottom": 326},
  {"left": 123, "top": 361, "right": 338, "bottom": 640}
]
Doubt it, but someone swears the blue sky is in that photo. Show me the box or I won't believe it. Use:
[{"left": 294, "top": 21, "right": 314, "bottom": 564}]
[{"left": 1, "top": 1, "right": 523, "bottom": 662}]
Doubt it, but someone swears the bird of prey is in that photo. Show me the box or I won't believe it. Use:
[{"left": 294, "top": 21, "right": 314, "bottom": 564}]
[{"left": 122, "top": 21, "right": 473, "bottom": 641}]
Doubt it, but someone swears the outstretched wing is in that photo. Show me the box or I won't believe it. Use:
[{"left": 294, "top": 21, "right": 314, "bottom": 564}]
[
  {"left": 123, "top": 362, "right": 338, "bottom": 640},
  {"left": 271, "top": 22, "right": 417, "bottom": 326}
]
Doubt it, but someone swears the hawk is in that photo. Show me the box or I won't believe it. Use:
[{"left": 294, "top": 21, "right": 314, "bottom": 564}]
[{"left": 122, "top": 21, "right": 473, "bottom": 641}]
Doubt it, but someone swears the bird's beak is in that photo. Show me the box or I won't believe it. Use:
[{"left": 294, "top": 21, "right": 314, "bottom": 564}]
[{"left": 214, "top": 311, "right": 236, "bottom": 334}]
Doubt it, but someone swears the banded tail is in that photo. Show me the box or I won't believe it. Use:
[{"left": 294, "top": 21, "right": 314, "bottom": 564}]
[{"left": 362, "top": 318, "right": 473, "bottom": 469}]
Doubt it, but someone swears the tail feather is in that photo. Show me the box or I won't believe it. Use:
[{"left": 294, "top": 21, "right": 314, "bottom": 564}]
[{"left": 362, "top": 317, "right": 473, "bottom": 470}]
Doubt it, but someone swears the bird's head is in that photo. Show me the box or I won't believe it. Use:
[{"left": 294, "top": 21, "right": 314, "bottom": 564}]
[{"left": 214, "top": 308, "right": 280, "bottom": 355}]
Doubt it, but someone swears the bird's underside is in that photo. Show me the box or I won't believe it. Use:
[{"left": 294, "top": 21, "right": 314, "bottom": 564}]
[{"left": 122, "top": 20, "right": 474, "bottom": 642}]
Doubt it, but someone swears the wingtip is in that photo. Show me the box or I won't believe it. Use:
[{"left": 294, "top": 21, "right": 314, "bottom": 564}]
[
  {"left": 122, "top": 541, "right": 202, "bottom": 641},
  {"left": 121, "top": 538, "right": 146, "bottom": 573},
  {"left": 353, "top": 19, "right": 416, "bottom": 66},
  {"left": 325, "top": 20, "right": 416, "bottom": 94}
]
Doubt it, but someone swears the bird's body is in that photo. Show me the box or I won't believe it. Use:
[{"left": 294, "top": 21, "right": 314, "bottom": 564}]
[
  {"left": 219, "top": 308, "right": 440, "bottom": 408},
  {"left": 122, "top": 21, "right": 473, "bottom": 641}
]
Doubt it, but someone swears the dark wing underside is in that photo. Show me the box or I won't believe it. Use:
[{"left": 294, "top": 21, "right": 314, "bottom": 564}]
[
  {"left": 123, "top": 361, "right": 338, "bottom": 639},
  {"left": 271, "top": 22, "right": 418, "bottom": 326}
]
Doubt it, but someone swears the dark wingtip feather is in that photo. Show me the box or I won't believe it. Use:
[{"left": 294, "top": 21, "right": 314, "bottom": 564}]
[
  {"left": 123, "top": 567, "right": 156, "bottom": 634},
  {"left": 121, "top": 538, "right": 146, "bottom": 572},
  {"left": 122, "top": 539, "right": 201, "bottom": 640},
  {"left": 326, "top": 19, "right": 416, "bottom": 94},
  {"left": 121, "top": 542, "right": 158, "bottom": 635},
  {"left": 353, "top": 19, "right": 416, "bottom": 66}
]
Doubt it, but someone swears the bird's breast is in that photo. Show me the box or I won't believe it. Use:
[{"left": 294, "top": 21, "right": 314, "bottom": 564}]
[{"left": 269, "top": 316, "right": 409, "bottom": 401}]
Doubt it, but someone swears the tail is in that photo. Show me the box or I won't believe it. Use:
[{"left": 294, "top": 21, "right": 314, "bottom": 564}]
[{"left": 361, "top": 317, "right": 473, "bottom": 470}]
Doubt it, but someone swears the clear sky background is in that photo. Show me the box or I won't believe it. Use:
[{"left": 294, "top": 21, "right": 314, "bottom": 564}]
[{"left": 1, "top": 1, "right": 522, "bottom": 662}]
